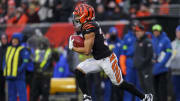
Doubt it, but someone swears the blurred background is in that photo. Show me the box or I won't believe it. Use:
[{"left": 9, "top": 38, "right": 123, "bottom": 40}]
[{"left": 0, "top": 0, "right": 180, "bottom": 101}]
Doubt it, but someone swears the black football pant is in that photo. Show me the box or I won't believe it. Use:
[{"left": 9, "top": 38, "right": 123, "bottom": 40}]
[
  {"left": 137, "top": 67, "right": 154, "bottom": 94},
  {"left": 30, "top": 76, "right": 50, "bottom": 101},
  {"left": 0, "top": 70, "right": 6, "bottom": 101},
  {"left": 154, "top": 72, "right": 168, "bottom": 101}
]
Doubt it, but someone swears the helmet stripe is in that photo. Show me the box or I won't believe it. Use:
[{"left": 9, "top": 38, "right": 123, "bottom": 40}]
[
  {"left": 80, "top": 4, "right": 84, "bottom": 14},
  {"left": 87, "top": 6, "right": 90, "bottom": 18},
  {"left": 89, "top": 7, "right": 93, "bottom": 19},
  {"left": 79, "top": 5, "right": 83, "bottom": 15}
]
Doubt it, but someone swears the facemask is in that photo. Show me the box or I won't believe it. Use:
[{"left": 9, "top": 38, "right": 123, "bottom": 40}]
[
  {"left": 73, "top": 20, "right": 82, "bottom": 32},
  {"left": 73, "top": 14, "right": 82, "bottom": 32}
]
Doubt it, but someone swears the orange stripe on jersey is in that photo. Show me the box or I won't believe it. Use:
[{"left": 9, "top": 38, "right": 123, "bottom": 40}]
[
  {"left": 110, "top": 53, "right": 122, "bottom": 84},
  {"left": 115, "top": 64, "right": 121, "bottom": 84},
  {"left": 89, "top": 7, "right": 93, "bottom": 19},
  {"left": 110, "top": 53, "right": 116, "bottom": 63},
  {"left": 112, "top": 59, "right": 117, "bottom": 71},
  {"left": 79, "top": 5, "right": 83, "bottom": 15}
]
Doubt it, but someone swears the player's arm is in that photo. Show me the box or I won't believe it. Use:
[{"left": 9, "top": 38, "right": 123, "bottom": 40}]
[{"left": 72, "top": 32, "right": 95, "bottom": 55}]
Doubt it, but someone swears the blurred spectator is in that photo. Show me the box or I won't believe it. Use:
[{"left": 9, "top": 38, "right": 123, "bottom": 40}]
[
  {"left": 136, "top": 4, "right": 151, "bottom": 17},
  {"left": 29, "top": 37, "right": 54, "bottom": 101},
  {"left": 27, "top": 3, "right": 40, "bottom": 23},
  {"left": 52, "top": 0, "right": 62, "bottom": 22},
  {"left": 0, "top": 34, "right": 8, "bottom": 101},
  {"left": 7, "top": 7, "right": 28, "bottom": 25},
  {"left": 106, "top": 1, "right": 128, "bottom": 20},
  {"left": 170, "top": 25, "right": 180, "bottom": 101},
  {"left": 3, "top": 6, "right": 16, "bottom": 24},
  {"left": 3, "top": 33, "right": 29, "bottom": 101},
  {"left": 53, "top": 47, "right": 71, "bottom": 78},
  {"left": 159, "top": 0, "right": 170, "bottom": 15},
  {"left": 106, "top": 0, "right": 116, "bottom": 20},
  {"left": 37, "top": 0, "right": 50, "bottom": 22},
  {"left": 121, "top": 20, "right": 141, "bottom": 101},
  {"left": 129, "top": 5, "right": 137, "bottom": 18},
  {"left": 1, "top": 0, "right": 8, "bottom": 16},
  {"left": 151, "top": 24, "right": 172, "bottom": 101},
  {"left": 21, "top": 1, "right": 29, "bottom": 14},
  {"left": 111, "top": 5, "right": 128, "bottom": 20},
  {"left": 0, "top": 0, "right": 177, "bottom": 23},
  {"left": 53, "top": 0, "right": 74, "bottom": 22},
  {"left": 133, "top": 24, "right": 154, "bottom": 94},
  {"left": 96, "top": 4, "right": 107, "bottom": 21}
]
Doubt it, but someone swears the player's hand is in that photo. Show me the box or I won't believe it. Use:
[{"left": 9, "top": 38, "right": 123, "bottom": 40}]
[{"left": 69, "top": 35, "right": 74, "bottom": 50}]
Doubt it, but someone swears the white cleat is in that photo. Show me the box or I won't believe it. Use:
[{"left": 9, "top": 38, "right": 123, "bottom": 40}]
[
  {"left": 83, "top": 94, "right": 92, "bottom": 101},
  {"left": 142, "top": 94, "right": 153, "bottom": 101}
]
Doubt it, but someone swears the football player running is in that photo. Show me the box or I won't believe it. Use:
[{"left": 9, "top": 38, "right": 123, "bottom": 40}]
[{"left": 69, "top": 3, "right": 153, "bottom": 101}]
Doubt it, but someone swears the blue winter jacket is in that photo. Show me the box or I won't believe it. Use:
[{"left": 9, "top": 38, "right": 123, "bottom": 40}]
[
  {"left": 3, "top": 34, "right": 30, "bottom": 80},
  {"left": 53, "top": 54, "right": 71, "bottom": 78},
  {"left": 122, "top": 30, "right": 136, "bottom": 57},
  {"left": 121, "top": 30, "right": 136, "bottom": 69},
  {"left": 107, "top": 37, "right": 123, "bottom": 59},
  {"left": 151, "top": 32, "right": 172, "bottom": 75}
]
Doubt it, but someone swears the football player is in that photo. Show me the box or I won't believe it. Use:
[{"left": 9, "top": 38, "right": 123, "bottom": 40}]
[{"left": 69, "top": 3, "right": 153, "bottom": 101}]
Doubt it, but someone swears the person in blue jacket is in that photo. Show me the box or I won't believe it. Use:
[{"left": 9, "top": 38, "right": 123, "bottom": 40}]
[
  {"left": 151, "top": 24, "right": 172, "bottom": 101},
  {"left": 107, "top": 27, "right": 123, "bottom": 59},
  {"left": 121, "top": 24, "right": 141, "bottom": 101},
  {"left": 105, "top": 27, "right": 123, "bottom": 101},
  {"left": 53, "top": 50, "right": 71, "bottom": 78},
  {"left": 3, "top": 33, "right": 30, "bottom": 101}
]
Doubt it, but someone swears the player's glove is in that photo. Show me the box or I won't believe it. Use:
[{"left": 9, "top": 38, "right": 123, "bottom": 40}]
[{"left": 69, "top": 35, "right": 74, "bottom": 50}]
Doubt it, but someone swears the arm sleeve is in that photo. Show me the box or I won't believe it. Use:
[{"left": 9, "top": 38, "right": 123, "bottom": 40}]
[{"left": 18, "top": 49, "right": 30, "bottom": 72}]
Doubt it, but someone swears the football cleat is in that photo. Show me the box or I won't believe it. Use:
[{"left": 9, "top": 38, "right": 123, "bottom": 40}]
[
  {"left": 142, "top": 94, "right": 153, "bottom": 101},
  {"left": 83, "top": 94, "right": 92, "bottom": 101}
]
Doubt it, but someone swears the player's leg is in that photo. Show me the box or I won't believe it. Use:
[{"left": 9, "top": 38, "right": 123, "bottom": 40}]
[
  {"left": 100, "top": 53, "right": 153, "bottom": 101},
  {"left": 75, "top": 58, "right": 102, "bottom": 101}
]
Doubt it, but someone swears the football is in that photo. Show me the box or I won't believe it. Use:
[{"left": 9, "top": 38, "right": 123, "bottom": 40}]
[{"left": 71, "top": 35, "right": 84, "bottom": 47}]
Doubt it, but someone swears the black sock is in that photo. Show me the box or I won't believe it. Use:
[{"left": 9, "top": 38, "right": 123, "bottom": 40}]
[
  {"left": 75, "top": 69, "right": 89, "bottom": 95},
  {"left": 119, "top": 81, "right": 145, "bottom": 99}
]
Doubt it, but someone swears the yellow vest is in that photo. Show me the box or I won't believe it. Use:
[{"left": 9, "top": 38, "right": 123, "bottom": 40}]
[
  {"left": 4, "top": 46, "right": 24, "bottom": 77},
  {"left": 35, "top": 48, "right": 52, "bottom": 69}
]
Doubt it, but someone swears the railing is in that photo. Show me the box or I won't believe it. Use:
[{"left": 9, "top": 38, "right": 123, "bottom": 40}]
[{"left": 150, "top": 4, "right": 180, "bottom": 16}]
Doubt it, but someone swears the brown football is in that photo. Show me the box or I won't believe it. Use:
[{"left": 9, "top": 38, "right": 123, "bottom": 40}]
[{"left": 71, "top": 35, "right": 84, "bottom": 47}]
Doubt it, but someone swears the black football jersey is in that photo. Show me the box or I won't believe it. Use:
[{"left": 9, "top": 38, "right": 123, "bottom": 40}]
[{"left": 81, "top": 21, "right": 112, "bottom": 60}]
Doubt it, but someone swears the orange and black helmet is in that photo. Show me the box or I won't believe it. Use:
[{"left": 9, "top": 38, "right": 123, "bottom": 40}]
[{"left": 73, "top": 3, "right": 95, "bottom": 24}]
